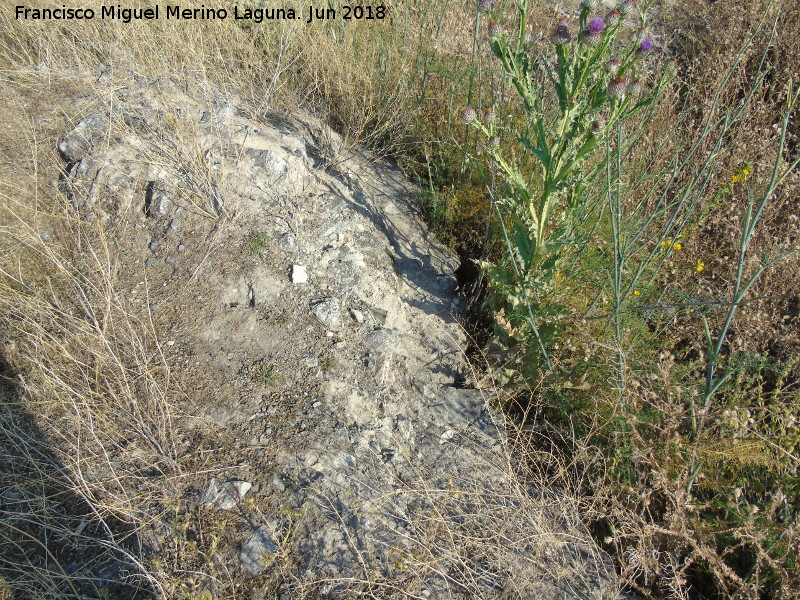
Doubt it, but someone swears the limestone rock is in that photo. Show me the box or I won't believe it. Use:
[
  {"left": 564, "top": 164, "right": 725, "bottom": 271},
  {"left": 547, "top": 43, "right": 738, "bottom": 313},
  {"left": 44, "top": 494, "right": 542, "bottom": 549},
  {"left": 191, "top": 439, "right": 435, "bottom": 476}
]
[
  {"left": 56, "top": 76, "right": 619, "bottom": 600},
  {"left": 240, "top": 526, "right": 278, "bottom": 577},
  {"left": 291, "top": 265, "right": 307, "bottom": 284},
  {"left": 310, "top": 297, "right": 344, "bottom": 331},
  {"left": 58, "top": 113, "right": 107, "bottom": 162},
  {"left": 200, "top": 479, "right": 252, "bottom": 511},
  {"left": 276, "top": 232, "right": 297, "bottom": 252}
]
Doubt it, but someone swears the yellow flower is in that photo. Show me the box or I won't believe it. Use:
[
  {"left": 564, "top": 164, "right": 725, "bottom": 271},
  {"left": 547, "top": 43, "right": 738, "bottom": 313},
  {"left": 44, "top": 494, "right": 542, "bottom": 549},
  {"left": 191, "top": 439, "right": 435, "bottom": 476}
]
[
  {"left": 730, "top": 165, "right": 751, "bottom": 184},
  {"left": 633, "top": 289, "right": 641, "bottom": 297},
  {"left": 673, "top": 242, "right": 682, "bottom": 251},
  {"left": 696, "top": 261, "right": 705, "bottom": 272}
]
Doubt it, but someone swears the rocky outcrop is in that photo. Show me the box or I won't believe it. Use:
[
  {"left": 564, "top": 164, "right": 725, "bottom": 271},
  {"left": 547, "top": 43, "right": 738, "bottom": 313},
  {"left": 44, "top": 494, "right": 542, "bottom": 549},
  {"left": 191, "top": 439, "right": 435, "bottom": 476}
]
[{"left": 58, "top": 76, "right": 617, "bottom": 599}]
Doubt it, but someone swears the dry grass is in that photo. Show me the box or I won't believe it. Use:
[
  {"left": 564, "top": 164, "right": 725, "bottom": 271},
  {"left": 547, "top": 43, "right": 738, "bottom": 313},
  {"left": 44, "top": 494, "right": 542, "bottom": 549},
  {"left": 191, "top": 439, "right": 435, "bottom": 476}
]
[{"left": 0, "top": 210, "right": 179, "bottom": 597}]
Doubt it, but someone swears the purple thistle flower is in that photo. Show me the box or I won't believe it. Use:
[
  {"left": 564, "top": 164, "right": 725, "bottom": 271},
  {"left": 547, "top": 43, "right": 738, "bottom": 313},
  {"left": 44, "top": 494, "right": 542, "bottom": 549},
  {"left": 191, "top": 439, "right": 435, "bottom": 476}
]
[
  {"left": 588, "top": 17, "right": 605, "bottom": 33},
  {"left": 637, "top": 38, "right": 653, "bottom": 54},
  {"left": 477, "top": 0, "right": 495, "bottom": 13},
  {"left": 607, "top": 77, "right": 627, "bottom": 98},
  {"left": 551, "top": 19, "right": 572, "bottom": 45},
  {"left": 459, "top": 106, "right": 477, "bottom": 124},
  {"left": 581, "top": 17, "right": 605, "bottom": 45}
]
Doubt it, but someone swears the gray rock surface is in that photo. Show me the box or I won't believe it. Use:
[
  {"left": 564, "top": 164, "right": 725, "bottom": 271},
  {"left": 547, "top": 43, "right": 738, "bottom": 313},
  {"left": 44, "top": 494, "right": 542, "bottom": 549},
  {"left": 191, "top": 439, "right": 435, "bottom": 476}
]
[
  {"left": 58, "top": 113, "right": 106, "bottom": 162},
  {"left": 200, "top": 479, "right": 252, "bottom": 511},
  {"left": 241, "top": 525, "right": 279, "bottom": 577},
  {"left": 310, "top": 297, "right": 344, "bottom": 331},
  {"left": 58, "top": 78, "right": 618, "bottom": 599}
]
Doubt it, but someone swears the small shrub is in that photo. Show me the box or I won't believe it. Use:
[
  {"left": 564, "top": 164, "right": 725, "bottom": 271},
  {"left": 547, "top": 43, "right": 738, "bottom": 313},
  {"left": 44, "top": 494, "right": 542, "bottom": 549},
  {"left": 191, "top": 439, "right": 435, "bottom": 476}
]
[{"left": 464, "top": 0, "right": 672, "bottom": 380}]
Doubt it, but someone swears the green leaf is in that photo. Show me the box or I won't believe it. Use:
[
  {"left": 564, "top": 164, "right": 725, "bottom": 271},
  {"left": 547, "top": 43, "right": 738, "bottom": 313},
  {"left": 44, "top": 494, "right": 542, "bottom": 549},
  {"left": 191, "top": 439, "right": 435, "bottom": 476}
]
[
  {"left": 513, "top": 220, "right": 535, "bottom": 268},
  {"left": 554, "top": 135, "right": 599, "bottom": 184},
  {"left": 520, "top": 134, "right": 549, "bottom": 169}
]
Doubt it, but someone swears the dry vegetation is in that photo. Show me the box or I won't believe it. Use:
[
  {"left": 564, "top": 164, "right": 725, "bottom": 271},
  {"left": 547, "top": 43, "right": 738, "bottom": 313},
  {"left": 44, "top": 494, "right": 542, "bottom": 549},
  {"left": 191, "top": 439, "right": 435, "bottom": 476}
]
[{"left": 1, "top": 0, "right": 799, "bottom": 598}]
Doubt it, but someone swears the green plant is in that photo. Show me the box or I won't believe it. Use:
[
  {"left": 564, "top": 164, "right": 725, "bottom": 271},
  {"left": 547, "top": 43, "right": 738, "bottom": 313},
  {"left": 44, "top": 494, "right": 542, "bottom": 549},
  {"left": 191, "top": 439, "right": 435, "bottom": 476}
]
[
  {"left": 319, "top": 355, "right": 334, "bottom": 372},
  {"left": 464, "top": 0, "right": 669, "bottom": 377},
  {"left": 456, "top": 2, "right": 800, "bottom": 597},
  {"left": 686, "top": 78, "right": 800, "bottom": 493},
  {"left": 247, "top": 231, "right": 270, "bottom": 254},
  {"left": 252, "top": 361, "right": 281, "bottom": 387}
]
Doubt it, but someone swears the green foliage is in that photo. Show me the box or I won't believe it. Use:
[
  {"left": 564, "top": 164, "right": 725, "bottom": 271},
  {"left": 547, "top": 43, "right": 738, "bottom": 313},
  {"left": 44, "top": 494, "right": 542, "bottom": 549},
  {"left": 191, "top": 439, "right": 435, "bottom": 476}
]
[
  {"left": 252, "top": 361, "right": 281, "bottom": 387},
  {"left": 457, "top": 2, "right": 800, "bottom": 597},
  {"left": 246, "top": 231, "right": 270, "bottom": 254},
  {"left": 465, "top": 0, "right": 669, "bottom": 376}
]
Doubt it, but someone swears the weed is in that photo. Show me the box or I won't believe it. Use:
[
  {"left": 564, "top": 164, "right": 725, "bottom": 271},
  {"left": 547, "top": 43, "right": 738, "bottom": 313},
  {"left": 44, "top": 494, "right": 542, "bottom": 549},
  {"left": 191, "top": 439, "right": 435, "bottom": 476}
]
[
  {"left": 247, "top": 231, "right": 271, "bottom": 254},
  {"left": 263, "top": 311, "right": 291, "bottom": 327},
  {"left": 464, "top": 0, "right": 672, "bottom": 378},
  {"left": 252, "top": 361, "right": 282, "bottom": 387},
  {"left": 319, "top": 355, "right": 334, "bottom": 372}
]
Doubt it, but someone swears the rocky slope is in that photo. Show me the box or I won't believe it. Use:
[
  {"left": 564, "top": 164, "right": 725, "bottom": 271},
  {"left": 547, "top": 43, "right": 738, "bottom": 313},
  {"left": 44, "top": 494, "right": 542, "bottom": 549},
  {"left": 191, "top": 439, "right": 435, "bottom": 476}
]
[{"left": 55, "top": 74, "right": 617, "bottom": 599}]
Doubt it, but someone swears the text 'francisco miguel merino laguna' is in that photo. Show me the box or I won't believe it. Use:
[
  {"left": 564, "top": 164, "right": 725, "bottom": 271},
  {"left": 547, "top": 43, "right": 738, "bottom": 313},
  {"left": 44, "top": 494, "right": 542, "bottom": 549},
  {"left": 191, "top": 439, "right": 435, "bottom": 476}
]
[{"left": 14, "top": 5, "right": 388, "bottom": 24}]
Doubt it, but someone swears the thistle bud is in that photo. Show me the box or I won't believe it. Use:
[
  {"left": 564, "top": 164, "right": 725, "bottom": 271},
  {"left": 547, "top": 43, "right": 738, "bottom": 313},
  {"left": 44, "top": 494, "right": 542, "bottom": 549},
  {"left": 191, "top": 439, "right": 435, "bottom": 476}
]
[
  {"left": 483, "top": 108, "right": 497, "bottom": 124},
  {"left": 607, "top": 57, "right": 621, "bottom": 73},
  {"left": 581, "top": 0, "right": 597, "bottom": 10},
  {"left": 607, "top": 77, "right": 626, "bottom": 98},
  {"left": 459, "top": 106, "right": 477, "bottom": 124},
  {"left": 588, "top": 17, "right": 605, "bottom": 33},
  {"left": 488, "top": 20, "right": 504, "bottom": 41},
  {"left": 582, "top": 31, "right": 602, "bottom": 46},
  {"left": 606, "top": 9, "right": 621, "bottom": 25},
  {"left": 617, "top": 0, "right": 636, "bottom": 15},
  {"left": 551, "top": 19, "right": 572, "bottom": 45},
  {"left": 590, "top": 118, "right": 605, "bottom": 134},
  {"left": 627, "top": 78, "right": 642, "bottom": 96},
  {"left": 477, "top": 0, "right": 495, "bottom": 13}
]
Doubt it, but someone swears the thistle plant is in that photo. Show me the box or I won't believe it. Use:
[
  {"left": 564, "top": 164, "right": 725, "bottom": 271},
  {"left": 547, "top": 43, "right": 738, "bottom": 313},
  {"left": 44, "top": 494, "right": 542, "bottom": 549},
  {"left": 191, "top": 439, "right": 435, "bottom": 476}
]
[
  {"left": 458, "top": 4, "right": 800, "bottom": 593},
  {"left": 462, "top": 0, "right": 665, "bottom": 374}
]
